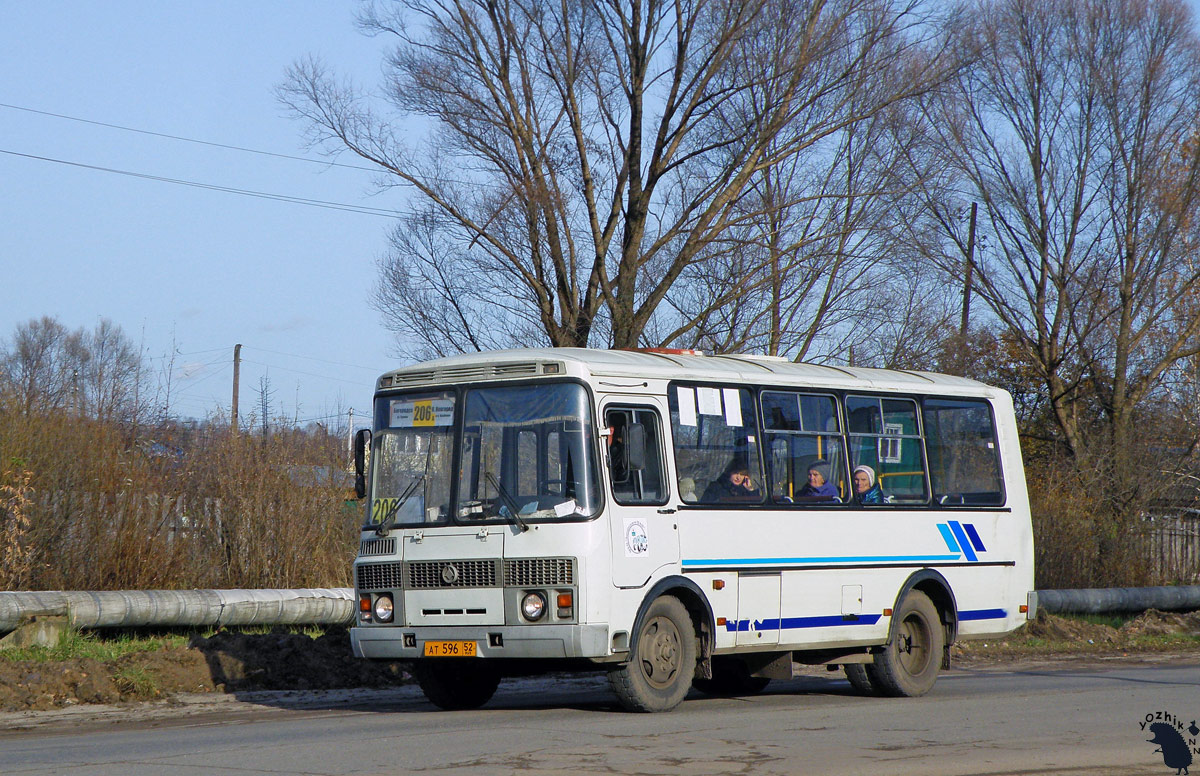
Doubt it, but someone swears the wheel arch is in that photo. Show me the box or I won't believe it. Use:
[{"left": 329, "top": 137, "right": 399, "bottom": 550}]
[
  {"left": 892, "top": 569, "right": 959, "bottom": 657},
  {"left": 629, "top": 575, "right": 714, "bottom": 677}
]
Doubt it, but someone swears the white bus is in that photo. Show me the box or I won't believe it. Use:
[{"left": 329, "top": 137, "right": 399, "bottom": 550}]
[{"left": 350, "top": 348, "right": 1035, "bottom": 712}]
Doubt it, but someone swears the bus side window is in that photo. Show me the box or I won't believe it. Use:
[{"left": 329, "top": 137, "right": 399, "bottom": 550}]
[
  {"left": 761, "top": 391, "right": 846, "bottom": 505},
  {"left": 605, "top": 407, "right": 667, "bottom": 506},
  {"left": 922, "top": 398, "right": 1005, "bottom": 506},
  {"left": 847, "top": 395, "right": 929, "bottom": 505},
  {"left": 668, "top": 385, "right": 764, "bottom": 505}
]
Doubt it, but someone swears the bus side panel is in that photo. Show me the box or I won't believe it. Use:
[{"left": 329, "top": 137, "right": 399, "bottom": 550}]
[{"left": 679, "top": 505, "right": 1032, "bottom": 653}]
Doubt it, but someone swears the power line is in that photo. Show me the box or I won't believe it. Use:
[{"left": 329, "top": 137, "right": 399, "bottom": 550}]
[
  {"left": 0, "top": 148, "right": 402, "bottom": 218},
  {"left": 0, "top": 101, "right": 380, "bottom": 173},
  {"left": 242, "top": 344, "right": 380, "bottom": 371},
  {"left": 238, "top": 358, "right": 369, "bottom": 386}
]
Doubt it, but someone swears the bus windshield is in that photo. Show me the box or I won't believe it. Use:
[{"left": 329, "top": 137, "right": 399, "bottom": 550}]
[
  {"left": 368, "top": 391, "right": 456, "bottom": 527},
  {"left": 368, "top": 382, "right": 600, "bottom": 527},
  {"left": 457, "top": 382, "right": 599, "bottom": 523}
]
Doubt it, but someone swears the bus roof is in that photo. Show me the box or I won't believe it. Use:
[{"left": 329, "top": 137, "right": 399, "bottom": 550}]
[{"left": 377, "top": 348, "right": 1000, "bottom": 397}]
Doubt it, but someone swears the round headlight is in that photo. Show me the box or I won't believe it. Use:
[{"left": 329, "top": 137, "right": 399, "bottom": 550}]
[
  {"left": 373, "top": 594, "right": 394, "bottom": 623},
  {"left": 521, "top": 592, "right": 547, "bottom": 621}
]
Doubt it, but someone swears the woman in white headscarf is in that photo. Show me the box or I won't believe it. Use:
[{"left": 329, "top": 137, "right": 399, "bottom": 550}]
[{"left": 852, "top": 465, "right": 883, "bottom": 504}]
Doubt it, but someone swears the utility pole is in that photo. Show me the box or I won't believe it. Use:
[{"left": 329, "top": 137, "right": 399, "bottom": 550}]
[
  {"left": 961, "top": 202, "right": 977, "bottom": 338},
  {"left": 347, "top": 407, "right": 354, "bottom": 462},
  {"left": 231, "top": 343, "right": 242, "bottom": 432}
]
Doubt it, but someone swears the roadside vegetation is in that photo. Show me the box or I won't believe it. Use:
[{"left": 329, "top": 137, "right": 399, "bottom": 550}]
[
  {"left": 0, "top": 317, "right": 358, "bottom": 592},
  {"left": 955, "top": 610, "right": 1200, "bottom": 662}
]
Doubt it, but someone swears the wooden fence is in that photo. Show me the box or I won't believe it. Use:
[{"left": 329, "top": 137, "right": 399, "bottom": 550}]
[{"left": 1139, "top": 515, "right": 1200, "bottom": 584}]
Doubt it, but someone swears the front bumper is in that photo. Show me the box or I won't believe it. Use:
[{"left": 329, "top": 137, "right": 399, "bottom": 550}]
[{"left": 352, "top": 623, "right": 612, "bottom": 660}]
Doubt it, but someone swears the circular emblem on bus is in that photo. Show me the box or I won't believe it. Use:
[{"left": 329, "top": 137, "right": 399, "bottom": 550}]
[{"left": 441, "top": 564, "right": 460, "bottom": 585}]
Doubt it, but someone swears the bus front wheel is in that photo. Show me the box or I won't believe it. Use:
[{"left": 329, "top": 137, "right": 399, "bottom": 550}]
[
  {"left": 414, "top": 659, "right": 501, "bottom": 710},
  {"left": 609, "top": 595, "right": 697, "bottom": 712},
  {"left": 865, "top": 590, "right": 944, "bottom": 697}
]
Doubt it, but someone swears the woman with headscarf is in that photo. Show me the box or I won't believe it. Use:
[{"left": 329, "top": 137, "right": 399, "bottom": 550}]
[
  {"left": 798, "top": 460, "right": 838, "bottom": 499},
  {"left": 701, "top": 458, "right": 762, "bottom": 503},
  {"left": 852, "top": 465, "right": 884, "bottom": 504}
]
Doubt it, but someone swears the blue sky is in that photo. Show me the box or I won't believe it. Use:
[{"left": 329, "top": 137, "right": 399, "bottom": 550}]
[{"left": 1, "top": 3, "right": 407, "bottom": 427}]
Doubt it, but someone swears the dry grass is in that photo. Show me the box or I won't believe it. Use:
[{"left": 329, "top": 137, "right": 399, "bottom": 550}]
[{"left": 0, "top": 402, "right": 359, "bottom": 591}]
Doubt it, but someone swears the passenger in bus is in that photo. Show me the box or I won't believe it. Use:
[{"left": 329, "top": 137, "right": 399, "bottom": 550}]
[
  {"left": 852, "top": 465, "right": 884, "bottom": 504},
  {"left": 607, "top": 423, "right": 628, "bottom": 484},
  {"left": 702, "top": 459, "right": 761, "bottom": 502},
  {"left": 797, "top": 460, "right": 838, "bottom": 500}
]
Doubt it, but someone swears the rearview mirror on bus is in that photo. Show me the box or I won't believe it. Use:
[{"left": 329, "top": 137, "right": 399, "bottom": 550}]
[
  {"left": 626, "top": 422, "right": 647, "bottom": 472},
  {"left": 353, "top": 428, "right": 371, "bottom": 499}
]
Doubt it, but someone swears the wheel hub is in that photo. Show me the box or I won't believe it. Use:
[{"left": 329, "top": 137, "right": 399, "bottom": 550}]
[{"left": 640, "top": 616, "right": 681, "bottom": 688}]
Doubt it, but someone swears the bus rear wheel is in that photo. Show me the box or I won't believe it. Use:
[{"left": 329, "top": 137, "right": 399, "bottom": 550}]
[
  {"left": 414, "top": 659, "right": 501, "bottom": 710},
  {"left": 609, "top": 595, "right": 697, "bottom": 712},
  {"left": 866, "top": 590, "right": 944, "bottom": 697},
  {"left": 843, "top": 663, "right": 877, "bottom": 695}
]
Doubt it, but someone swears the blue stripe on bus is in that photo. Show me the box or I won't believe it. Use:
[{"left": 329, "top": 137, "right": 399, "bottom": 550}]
[
  {"left": 682, "top": 555, "right": 962, "bottom": 568},
  {"left": 723, "top": 609, "right": 1008, "bottom": 633},
  {"left": 959, "top": 608, "right": 1007, "bottom": 621},
  {"left": 724, "top": 614, "right": 883, "bottom": 632},
  {"left": 963, "top": 523, "right": 987, "bottom": 553},
  {"left": 937, "top": 523, "right": 961, "bottom": 553},
  {"left": 948, "top": 521, "right": 978, "bottom": 562}
]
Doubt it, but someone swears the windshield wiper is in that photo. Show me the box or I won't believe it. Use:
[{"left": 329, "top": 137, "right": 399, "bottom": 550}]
[
  {"left": 375, "top": 475, "right": 424, "bottom": 537},
  {"left": 485, "top": 471, "right": 529, "bottom": 533}
]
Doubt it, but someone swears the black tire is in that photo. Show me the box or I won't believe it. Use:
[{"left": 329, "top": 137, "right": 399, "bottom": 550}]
[
  {"left": 609, "top": 595, "right": 698, "bottom": 712},
  {"left": 843, "top": 663, "right": 877, "bottom": 695},
  {"left": 692, "top": 657, "right": 771, "bottom": 697},
  {"left": 865, "top": 590, "right": 944, "bottom": 697},
  {"left": 414, "top": 659, "right": 501, "bottom": 710}
]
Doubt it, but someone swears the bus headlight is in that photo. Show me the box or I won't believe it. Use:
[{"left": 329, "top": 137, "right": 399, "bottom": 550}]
[
  {"left": 373, "top": 594, "right": 395, "bottom": 623},
  {"left": 521, "top": 592, "right": 547, "bottom": 621}
]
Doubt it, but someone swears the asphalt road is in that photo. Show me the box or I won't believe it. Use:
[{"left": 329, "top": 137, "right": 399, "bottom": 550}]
[{"left": 1, "top": 657, "right": 1197, "bottom": 776}]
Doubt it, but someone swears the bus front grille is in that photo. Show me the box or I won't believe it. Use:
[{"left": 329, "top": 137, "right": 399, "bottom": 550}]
[
  {"left": 356, "top": 562, "right": 404, "bottom": 591},
  {"left": 504, "top": 558, "right": 575, "bottom": 586},
  {"left": 408, "top": 560, "right": 499, "bottom": 588}
]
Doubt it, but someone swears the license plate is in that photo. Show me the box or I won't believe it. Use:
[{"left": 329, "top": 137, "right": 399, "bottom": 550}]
[{"left": 423, "top": 640, "right": 477, "bottom": 657}]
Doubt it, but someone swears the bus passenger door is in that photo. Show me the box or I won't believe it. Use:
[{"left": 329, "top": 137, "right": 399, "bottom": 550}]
[{"left": 605, "top": 403, "right": 680, "bottom": 588}]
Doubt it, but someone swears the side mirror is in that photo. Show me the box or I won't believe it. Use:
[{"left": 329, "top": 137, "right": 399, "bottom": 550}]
[
  {"left": 626, "top": 422, "right": 647, "bottom": 472},
  {"left": 353, "top": 429, "right": 371, "bottom": 499}
]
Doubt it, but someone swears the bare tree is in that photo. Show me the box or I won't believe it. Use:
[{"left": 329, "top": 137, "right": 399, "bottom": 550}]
[
  {"left": 0, "top": 317, "right": 149, "bottom": 424},
  {"left": 281, "top": 0, "right": 952, "bottom": 355},
  {"left": 907, "top": 0, "right": 1200, "bottom": 463},
  {"left": 662, "top": 62, "right": 954, "bottom": 362},
  {"left": 0, "top": 316, "right": 77, "bottom": 415}
]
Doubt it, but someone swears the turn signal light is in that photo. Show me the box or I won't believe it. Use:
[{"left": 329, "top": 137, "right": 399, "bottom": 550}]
[
  {"left": 883, "top": 608, "right": 893, "bottom": 617},
  {"left": 359, "top": 595, "right": 372, "bottom": 612},
  {"left": 557, "top": 593, "right": 573, "bottom": 608},
  {"left": 712, "top": 579, "right": 725, "bottom": 590},
  {"left": 1019, "top": 604, "right": 1028, "bottom": 613}
]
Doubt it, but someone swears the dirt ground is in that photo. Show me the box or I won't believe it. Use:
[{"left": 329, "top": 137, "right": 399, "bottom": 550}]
[
  {"left": 0, "top": 628, "right": 410, "bottom": 712},
  {"left": 1, "top": 610, "right": 1199, "bottom": 714}
]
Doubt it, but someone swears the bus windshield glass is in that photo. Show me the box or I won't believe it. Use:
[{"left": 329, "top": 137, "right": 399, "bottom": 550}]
[
  {"left": 368, "top": 391, "right": 456, "bottom": 527},
  {"left": 457, "top": 382, "right": 599, "bottom": 522}
]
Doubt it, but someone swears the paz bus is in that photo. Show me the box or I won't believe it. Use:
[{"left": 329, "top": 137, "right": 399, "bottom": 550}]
[{"left": 350, "top": 348, "right": 1035, "bottom": 712}]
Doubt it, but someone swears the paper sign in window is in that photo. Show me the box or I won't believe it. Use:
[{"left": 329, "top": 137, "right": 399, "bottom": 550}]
[
  {"left": 722, "top": 388, "right": 743, "bottom": 427},
  {"left": 697, "top": 386, "right": 722, "bottom": 416},
  {"left": 676, "top": 386, "right": 697, "bottom": 426}
]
